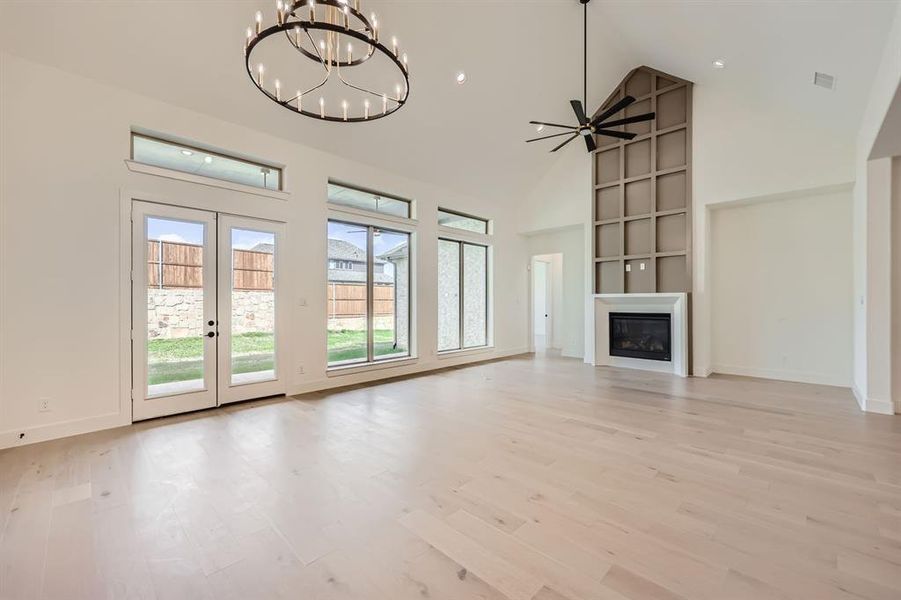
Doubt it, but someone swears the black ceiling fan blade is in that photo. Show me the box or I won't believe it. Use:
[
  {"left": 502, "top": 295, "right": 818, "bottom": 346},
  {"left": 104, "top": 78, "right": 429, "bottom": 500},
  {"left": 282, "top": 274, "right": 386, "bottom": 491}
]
[
  {"left": 583, "top": 134, "right": 597, "bottom": 153},
  {"left": 595, "top": 129, "right": 638, "bottom": 140},
  {"left": 590, "top": 95, "right": 636, "bottom": 125},
  {"left": 597, "top": 112, "right": 656, "bottom": 128},
  {"left": 529, "top": 120, "right": 577, "bottom": 130},
  {"left": 526, "top": 131, "right": 580, "bottom": 143},
  {"left": 570, "top": 100, "right": 589, "bottom": 126},
  {"left": 550, "top": 133, "right": 579, "bottom": 152}
]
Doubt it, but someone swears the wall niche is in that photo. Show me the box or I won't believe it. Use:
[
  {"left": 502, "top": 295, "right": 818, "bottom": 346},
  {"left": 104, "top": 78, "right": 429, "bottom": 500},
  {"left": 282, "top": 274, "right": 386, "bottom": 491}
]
[{"left": 592, "top": 66, "right": 692, "bottom": 295}]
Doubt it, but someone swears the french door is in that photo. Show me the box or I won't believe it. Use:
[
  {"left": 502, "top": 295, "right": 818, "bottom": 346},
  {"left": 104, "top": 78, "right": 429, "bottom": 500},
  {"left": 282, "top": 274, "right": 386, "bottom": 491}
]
[{"left": 131, "top": 201, "right": 285, "bottom": 421}]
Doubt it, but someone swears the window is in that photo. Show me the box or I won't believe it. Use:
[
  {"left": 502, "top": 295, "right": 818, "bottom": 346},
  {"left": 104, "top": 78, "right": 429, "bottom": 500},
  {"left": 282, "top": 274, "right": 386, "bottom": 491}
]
[
  {"left": 131, "top": 133, "right": 282, "bottom": 190},
  {"left": 328, "top": 220, "right": 411, "bottom": 366},
  {"left": 438, "top": 208, "right": 488, "bottom": 234},
  {"left": 438, "top": 239, "right": 488, "bottom": 351},
  {"left": 329, "top": 183, "right": 411, "bottom": 219}
]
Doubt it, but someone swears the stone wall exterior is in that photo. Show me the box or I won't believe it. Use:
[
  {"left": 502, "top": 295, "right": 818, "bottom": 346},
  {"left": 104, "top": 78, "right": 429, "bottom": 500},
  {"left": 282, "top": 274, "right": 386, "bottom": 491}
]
[{"left": 147, "top": 289, "right": 274, "bottom": 338}]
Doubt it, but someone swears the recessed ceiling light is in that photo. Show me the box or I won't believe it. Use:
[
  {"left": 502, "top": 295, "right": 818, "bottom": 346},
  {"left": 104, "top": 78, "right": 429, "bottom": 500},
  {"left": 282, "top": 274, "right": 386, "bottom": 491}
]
[
  {"left": 712, "top": 59, "right": 725, "bottom": 69},
  {"left": 204, "top": 156, "right": 213, "bottom": 164},
  {"left": 181, "top": 149, "right": 193, "bottom": 156},
  {"left": 456, "top": 72, "right": 467, "bottom": 84}
]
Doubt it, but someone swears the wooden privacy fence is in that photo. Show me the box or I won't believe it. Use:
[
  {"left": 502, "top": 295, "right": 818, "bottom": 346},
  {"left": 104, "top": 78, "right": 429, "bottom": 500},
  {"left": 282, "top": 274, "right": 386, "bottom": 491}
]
[
  {"left": 147, "top": 240, "right": 273, "bottom": 290},
  {"left": 148, "top": 240, "right": 395, "bottom": 317},
  {"left": 328, "top": 283, "right": 395, "bottom": 318}
]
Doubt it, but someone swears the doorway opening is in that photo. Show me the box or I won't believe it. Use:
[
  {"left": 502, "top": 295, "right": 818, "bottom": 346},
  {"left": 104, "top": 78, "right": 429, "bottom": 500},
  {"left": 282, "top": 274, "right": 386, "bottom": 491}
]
[
  {"left": 531, "top": 253, "right": 562, "bottom": 354},
  {"left": 131, "top": 200, "right": 286, "bottom": 421}
]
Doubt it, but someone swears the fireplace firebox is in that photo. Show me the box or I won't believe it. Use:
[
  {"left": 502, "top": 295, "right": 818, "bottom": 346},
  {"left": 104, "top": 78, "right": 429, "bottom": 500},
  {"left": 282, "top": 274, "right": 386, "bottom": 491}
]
[{"left": 609, "top": 312, "right": 672, "bottom": 362}]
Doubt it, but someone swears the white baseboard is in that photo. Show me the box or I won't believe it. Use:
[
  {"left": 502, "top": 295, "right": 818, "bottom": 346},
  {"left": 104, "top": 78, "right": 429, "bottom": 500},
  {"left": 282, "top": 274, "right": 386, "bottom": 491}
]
[
  {"left": 288, "top": 347, "right": 530, "bottom": 396},
  {"left": 0, "top": 348, "right": 531, "bottom": 450},
  {"left": 0, "top": 411, "right": 130, "bottom": 450},
  {"left": 711, "top": 363, "right": 850, "bottom": 388},
  {"left": 863, "top": 396, "right": 895, "bottom": 415}
]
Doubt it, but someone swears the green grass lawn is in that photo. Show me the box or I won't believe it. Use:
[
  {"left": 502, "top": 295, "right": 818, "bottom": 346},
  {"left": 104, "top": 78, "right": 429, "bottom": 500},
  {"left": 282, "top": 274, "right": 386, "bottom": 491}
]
[
  {"left": 327, "top": 329, "right": 406, "bottom": 363},
  {"left": 147, "top": 330, "right": 407, "bottom": 386},
  {"left": 148, "top": 332, "right": 274, "bottom": 386}
]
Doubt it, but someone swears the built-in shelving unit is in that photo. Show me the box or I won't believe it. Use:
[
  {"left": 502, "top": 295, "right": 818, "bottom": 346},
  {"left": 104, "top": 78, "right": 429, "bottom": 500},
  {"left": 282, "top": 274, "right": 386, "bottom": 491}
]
[{"left": 592, "top": 66, "right": 693, "bottom": 294}]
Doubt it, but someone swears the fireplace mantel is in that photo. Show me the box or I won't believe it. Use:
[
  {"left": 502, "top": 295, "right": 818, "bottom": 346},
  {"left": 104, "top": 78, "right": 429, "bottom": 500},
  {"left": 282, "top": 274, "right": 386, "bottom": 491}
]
[{"left": 593, "top": 293, "right": 688, "bottom": 377}]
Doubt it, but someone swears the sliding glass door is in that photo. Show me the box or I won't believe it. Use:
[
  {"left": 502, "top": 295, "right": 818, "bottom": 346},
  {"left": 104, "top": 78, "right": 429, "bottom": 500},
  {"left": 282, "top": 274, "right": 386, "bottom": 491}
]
[{"left": 327, "top": 220, "right": 410, "bottom": 367}]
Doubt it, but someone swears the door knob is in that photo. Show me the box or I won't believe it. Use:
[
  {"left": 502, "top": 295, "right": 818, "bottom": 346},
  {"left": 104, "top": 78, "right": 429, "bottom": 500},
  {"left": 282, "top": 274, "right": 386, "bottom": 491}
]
[{"left": 206, "top": 331, "right": 215, "bottom": 338}]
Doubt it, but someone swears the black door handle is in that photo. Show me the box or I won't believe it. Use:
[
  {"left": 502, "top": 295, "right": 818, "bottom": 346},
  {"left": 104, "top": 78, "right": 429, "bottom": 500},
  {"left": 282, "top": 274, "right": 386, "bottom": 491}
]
[
  {"left": 206, "top": 331, "right": 215, "bottom": 338},
  {"left": 208, "top": 320, "right": 215, "bottom": 326}
]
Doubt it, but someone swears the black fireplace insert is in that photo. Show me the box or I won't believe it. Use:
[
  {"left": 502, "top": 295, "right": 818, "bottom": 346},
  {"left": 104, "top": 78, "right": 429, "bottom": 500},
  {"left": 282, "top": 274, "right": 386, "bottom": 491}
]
[{"left": 609, "top": 312, "right": 672, "bottom": 362}]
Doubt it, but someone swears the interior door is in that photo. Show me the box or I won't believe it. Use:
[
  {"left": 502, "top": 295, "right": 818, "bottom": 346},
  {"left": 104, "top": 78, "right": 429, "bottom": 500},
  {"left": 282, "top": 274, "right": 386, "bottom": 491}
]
[
  {"left": 132, "top": 201, "right": 218, "bottom": 420},
  {"left": 217, "top": 215, "right": 286, "bottom": 404}
]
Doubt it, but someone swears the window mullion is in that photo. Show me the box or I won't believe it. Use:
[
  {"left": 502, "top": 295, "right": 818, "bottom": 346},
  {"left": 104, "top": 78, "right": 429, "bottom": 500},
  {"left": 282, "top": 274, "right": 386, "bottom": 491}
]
[
  {"left": 458, "top": 241, "right": 464, "bottom": 350},
  {"left": 367, "top": 226, "right": 375, "bottom": 362}
]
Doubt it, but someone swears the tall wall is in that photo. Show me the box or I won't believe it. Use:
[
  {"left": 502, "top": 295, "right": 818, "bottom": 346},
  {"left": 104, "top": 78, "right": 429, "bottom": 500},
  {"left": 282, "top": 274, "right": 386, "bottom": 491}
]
[
  {"left": 710, "top": 187, "right": 853, "bottom": 386},
  {"left": 0, "top": 52, "right": 530, "bottom": 448}
]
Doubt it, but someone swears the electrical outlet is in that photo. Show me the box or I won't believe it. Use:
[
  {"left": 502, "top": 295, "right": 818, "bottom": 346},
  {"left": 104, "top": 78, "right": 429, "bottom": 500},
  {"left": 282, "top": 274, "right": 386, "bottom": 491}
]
[
  {"left": 39, "top": 397, "right": 51, "bottom": 413},
  {"left": 297, "top": 364, "right": 305, "bottom": 375}
]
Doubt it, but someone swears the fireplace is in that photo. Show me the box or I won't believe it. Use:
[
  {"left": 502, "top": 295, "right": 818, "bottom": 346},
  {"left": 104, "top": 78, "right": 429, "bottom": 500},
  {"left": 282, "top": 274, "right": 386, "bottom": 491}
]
[{"left": 609, "top": 312, "right": 672, "bottom": 362}]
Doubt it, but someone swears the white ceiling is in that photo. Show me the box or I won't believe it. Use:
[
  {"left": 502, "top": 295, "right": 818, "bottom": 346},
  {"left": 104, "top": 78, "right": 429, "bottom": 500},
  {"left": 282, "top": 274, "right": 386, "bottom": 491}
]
[{"left": 0, "top": 1, "right": 896, "bottom": 200}]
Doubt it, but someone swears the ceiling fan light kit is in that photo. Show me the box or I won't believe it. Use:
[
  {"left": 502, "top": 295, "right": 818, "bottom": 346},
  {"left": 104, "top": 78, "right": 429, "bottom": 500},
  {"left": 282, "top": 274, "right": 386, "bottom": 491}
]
[
  {"left": 527, "top": 0, "right": 656, "bottom": 153},
  {"left": 244, "top": 0, "right": 409, "bottom": 122}
]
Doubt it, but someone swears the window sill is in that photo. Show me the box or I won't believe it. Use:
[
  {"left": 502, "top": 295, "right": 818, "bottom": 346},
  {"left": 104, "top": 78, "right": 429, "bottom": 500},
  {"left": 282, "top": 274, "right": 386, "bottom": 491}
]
[
  {"left": 437, "top": 346, "right": 493, "bottom": 360},
  {"left": 326, "top": 356, "right": 417, "bottom": 377},
  {"left": 125, "top": 160, "right": 290, "bottom": 200}
]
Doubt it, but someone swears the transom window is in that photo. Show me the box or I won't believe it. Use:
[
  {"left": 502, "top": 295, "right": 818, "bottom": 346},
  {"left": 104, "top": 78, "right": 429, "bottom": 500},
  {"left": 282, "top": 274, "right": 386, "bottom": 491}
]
[
  {"left": 131, "top": 133, "right": 282, "bottom": 190},
  {"left": 438, "top": 208, "right": 488, "bottom": 234},
  {"left": 329, "top": 183, "right": 411, "bottom": 219}
]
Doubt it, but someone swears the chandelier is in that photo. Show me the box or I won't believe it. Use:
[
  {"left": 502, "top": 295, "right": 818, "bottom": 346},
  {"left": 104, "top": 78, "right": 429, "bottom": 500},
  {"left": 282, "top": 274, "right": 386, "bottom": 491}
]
[{"left": 243, "top": 0, "right": 409, "bottom": 122}]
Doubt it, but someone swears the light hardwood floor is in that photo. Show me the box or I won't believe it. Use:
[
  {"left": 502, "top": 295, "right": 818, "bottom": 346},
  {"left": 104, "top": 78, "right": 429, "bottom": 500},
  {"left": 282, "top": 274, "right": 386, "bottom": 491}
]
[{"left": 1, "top": 354, "right": 900, "bottom": 600}]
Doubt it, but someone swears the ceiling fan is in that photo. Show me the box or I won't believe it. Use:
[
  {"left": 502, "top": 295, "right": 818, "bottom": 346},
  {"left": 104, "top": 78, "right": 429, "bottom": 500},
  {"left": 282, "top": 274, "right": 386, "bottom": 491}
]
[{"left": 527, "top": 0, "right": 656, "bottom": 153}]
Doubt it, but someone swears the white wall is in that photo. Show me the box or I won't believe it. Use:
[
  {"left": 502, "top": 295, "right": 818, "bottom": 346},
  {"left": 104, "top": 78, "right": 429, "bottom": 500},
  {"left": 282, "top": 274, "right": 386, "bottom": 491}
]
[
  {"left": 852, "top": 1, "right": 901, "bottom": 413},
  {"left": 0, "top": 52, "right": 530, "bottom": 448},
  {"left": 525, "top": 228, "right": 585, "bottom": 359},
  {"left": 893, "top": 158, "right": 901, "bottom": 413},
  {"left": 710, "top": 188, "right": 854, "bottom": 387}
]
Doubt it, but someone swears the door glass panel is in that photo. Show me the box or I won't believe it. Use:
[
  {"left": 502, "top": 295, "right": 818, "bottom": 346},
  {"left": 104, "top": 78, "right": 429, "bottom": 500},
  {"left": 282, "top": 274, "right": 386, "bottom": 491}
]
[
  {"left": 463, "top": 243, "right": 488, "bottom": 348},
  {"left": 230, "top": 228, "right": 276, "bottom": 385},
  {"left": 373, "top": 229, "right": 410, "bottom": 360},
  {"left": 328, "top": 221, "right": 369, "bottom": 365},
  {"left": 145, "top": 217, "right": 206, "bottom": 396},
  {"left": 438, "top": 239, "right": 461, "bottom": 351}
]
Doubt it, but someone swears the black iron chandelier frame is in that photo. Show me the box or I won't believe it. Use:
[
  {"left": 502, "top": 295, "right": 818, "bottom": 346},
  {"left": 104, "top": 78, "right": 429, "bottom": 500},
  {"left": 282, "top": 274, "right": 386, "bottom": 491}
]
[{"left": 244, "top": 0, "right": 410, "bottom": 123}]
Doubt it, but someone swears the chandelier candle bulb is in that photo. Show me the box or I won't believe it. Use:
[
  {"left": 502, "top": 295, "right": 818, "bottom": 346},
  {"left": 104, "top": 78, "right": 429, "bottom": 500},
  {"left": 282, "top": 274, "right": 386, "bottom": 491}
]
[
  {"left": 319, "top": 96, "right": 325, "bottom": 118},
  {"left": 392, "top": 36, "right": 398, "bottom": 57},
  {"left": 364, "top": 99, "right": 370, "bottom": 119},
  {"left": 297, "top": 92, "right": 302, "bottom": 111},
  {"left": 354, "top": 0, "right": 359, "bottom": 11},
  {"left": 347, "top": 43, "right": 353, "bottom": 63},
  {"left": 294, "top": 26, "right": 300, "bottom": 46},
  {"left": 395, "top": 83, "right": 401, "bottom": 102},
  {"left": 342, "top": 100, "right": 348, "bottom": 121},
  {"left": 372, "top": 17, "right": 379, "bottom": 41},
  {"left": 275, "top": 79, "right": 281, "bottom": 101},
  {"left": 255, "top": 11, "right": 263, "bottom": 34},
  {"left": 276, "top": 0, "right": 283, "bottom": 25},
  {"left": 402, "top": 53, "right": 408, "bottom": 72},
  {"left": 382, "top": 93, "right": 387, "bottom": 114},
  {"left": 245, "top": 27, "right": 253, "bottom": 51},
  {"left": 343, "top": 6, "right": 349, "bottom": 29},
  {"left": 257, "top": 63, "right": 264, "bottom": 86},
  {"left": 309, "top": 0, "right": 315, "bottom": 22}
]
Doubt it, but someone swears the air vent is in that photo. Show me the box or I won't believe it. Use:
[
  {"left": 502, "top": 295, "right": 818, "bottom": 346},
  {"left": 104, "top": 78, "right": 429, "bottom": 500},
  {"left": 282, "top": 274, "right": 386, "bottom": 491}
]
[{"left": 814, "top": 72, "right": 835, "bottom": 90}]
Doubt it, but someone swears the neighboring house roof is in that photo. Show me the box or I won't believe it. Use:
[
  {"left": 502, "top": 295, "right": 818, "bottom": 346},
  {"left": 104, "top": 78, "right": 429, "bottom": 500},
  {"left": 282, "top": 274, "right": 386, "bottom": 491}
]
[
  {"left": 378, "top": 242, "right": 409, "bottom": 262},
  {"left": 329, "top": 238, "right": 385, "bottom": 264},
  {"left": 250, "top": 242, "right": 274, "bottom": 253}
]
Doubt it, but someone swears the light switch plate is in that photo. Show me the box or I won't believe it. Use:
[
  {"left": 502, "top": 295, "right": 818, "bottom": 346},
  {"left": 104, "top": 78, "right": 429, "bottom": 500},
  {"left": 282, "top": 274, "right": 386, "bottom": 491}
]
[{"left": 625, "top": 264, "right": 631, "bottom": 272}]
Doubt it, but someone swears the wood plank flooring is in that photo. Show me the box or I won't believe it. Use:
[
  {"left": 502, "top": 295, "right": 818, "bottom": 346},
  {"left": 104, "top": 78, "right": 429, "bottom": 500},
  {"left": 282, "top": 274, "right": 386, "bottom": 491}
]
[{"left": 1, "top": 354, "right": 900, "bottom": 599}]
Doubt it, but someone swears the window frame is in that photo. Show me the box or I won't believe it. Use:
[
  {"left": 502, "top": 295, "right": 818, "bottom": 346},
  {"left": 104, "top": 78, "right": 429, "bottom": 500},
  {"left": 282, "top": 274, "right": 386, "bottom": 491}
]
[
  {"left": 130, "top": 131, "right": 284, "bottom": 191},
  {"left": 327, "top": 218, "right": 413, "bottom": 369},
  {"left": 437, "top": 237, "right": 490, "bottom": 353}
]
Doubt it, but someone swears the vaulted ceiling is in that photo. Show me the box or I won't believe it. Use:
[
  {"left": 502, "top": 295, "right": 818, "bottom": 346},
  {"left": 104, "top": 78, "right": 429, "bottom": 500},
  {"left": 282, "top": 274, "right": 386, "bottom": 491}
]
[{"left": 0, "top": 1, "right": 895, "bottom": 200}]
